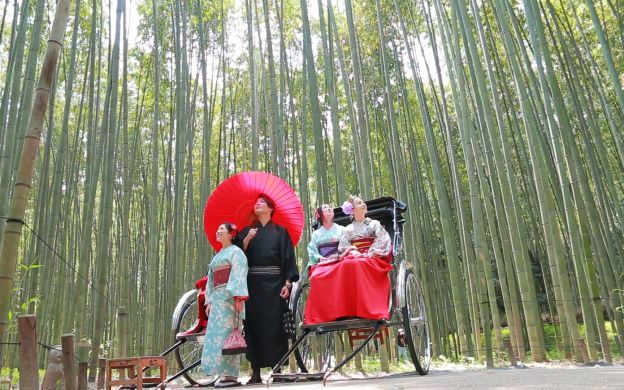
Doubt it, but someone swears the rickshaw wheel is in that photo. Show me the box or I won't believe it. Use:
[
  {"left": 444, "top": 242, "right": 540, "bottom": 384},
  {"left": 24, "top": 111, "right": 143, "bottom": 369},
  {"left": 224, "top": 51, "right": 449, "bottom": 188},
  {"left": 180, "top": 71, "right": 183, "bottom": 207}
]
[
  {"left": 401, "top": 269, "right": 431, "bottom": 375},
  {"left": 173, "top": 298, "right": 217, "bottom": 386},
  {"left": 292, "top": 283, "right": 333, "bottom": 374}
]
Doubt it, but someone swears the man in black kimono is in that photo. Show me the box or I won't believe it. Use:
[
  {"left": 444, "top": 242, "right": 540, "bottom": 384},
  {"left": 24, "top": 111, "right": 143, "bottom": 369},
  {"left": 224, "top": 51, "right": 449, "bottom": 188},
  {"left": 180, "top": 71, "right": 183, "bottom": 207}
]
[{"left": 235, "top": 194, "right": 299, "bottom": 384}]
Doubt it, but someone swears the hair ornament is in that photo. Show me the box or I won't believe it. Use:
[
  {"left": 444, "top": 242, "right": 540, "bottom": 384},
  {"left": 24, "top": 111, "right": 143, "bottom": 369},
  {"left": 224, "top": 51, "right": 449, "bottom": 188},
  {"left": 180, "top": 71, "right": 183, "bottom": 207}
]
[{"left": 341, "top": 201, "right": 354, "bottom": 215}]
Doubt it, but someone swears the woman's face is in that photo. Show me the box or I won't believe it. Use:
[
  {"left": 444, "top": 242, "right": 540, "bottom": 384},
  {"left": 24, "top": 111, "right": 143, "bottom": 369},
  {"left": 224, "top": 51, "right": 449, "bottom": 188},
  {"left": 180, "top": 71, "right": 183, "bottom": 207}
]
[
  {"left": 352, "top": 197, "right": 367, "bottom": 217},
  {"left": 216, "top": 224, "right": 232, "bottom": 244},
  {"left": 321, "top": 204, "right": 334, "bottom": 223}
]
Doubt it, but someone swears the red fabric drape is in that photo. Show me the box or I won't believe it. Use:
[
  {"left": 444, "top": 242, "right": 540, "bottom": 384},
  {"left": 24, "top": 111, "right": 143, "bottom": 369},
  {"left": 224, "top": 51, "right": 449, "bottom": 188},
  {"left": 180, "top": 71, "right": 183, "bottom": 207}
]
[
  {"left": 195, "top": 276, "right": 209, "bottom": 326},
  {"left": 304, "top": 240, "right": 392, "bottom": 325},
  {"left": 195, "top": 276, "right": 208, "bottom": 290}
]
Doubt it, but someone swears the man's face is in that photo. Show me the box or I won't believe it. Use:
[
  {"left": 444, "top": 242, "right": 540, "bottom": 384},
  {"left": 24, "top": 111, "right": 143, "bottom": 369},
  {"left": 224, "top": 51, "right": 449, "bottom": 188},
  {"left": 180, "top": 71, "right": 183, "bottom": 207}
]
[{"left": 254, "top": 197, "right": 272, "bottom": 216}]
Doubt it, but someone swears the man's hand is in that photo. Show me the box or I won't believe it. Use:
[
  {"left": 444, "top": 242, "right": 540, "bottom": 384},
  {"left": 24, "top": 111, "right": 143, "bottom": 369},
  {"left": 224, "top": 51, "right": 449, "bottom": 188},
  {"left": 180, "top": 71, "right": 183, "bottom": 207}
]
[
  {"left": 280, "top": 285, "right": 290, "bottom": 299},
  {"left": 243, "top": 228, "right": 258, "bottom": 250}
]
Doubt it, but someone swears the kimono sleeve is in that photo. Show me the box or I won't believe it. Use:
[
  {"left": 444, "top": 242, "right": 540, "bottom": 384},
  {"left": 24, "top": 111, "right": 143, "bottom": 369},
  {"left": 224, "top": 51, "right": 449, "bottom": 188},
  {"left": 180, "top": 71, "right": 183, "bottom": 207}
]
[
  {"left": 303, "top": 231, "right": 321, "bottom": 281},
  {"left": 233, "top": 226, "right": 250, "bottom": 251},
  {"left": 280, "top": 226, "right": 300, "bottom": 283},
  {"left": 206, "top": 266, "right": 214, "bottom": 303},
  {"left": 307, "top": 231, "right": 322, "bottom": 266},
  {"left": 368, "top": 220, "right": 391, "bottom": 257},
  {"left": 225, "top": 247, "right": 249, "bottom": 300},
  {"left": 337, "top": 225, "right": 353, "bottom": 254}
]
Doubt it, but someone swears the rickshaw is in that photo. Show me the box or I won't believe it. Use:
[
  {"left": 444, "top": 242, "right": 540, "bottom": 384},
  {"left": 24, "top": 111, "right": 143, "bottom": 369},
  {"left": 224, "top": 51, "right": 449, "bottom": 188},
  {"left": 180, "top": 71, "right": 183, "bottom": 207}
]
[
  {"left": 269, "top": 197, "right": 431, "bottom": 385},
  {"left": 158, "top": 196, "right": 430, "bottom": 386}
]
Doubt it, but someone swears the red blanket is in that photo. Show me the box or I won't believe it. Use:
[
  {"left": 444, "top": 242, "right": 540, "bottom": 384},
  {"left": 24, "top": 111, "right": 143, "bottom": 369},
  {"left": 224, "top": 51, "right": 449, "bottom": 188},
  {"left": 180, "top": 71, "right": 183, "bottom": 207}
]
[{"left": 304, "top": 255, "right": 392, "bottom": 325}]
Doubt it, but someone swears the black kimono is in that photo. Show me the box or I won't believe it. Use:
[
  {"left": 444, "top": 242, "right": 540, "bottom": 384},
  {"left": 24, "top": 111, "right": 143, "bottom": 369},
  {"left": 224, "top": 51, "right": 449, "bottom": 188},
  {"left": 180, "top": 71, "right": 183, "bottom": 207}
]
[{"left": 235, "top": 221, "right": 299, "bottom": 368}]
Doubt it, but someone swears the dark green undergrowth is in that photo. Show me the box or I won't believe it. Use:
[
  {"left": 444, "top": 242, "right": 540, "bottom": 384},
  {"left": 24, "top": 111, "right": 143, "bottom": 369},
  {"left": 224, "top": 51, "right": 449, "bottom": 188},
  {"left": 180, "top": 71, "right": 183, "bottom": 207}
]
[{"left": 441, "top": 321, "right": 622, "bottom": 363}]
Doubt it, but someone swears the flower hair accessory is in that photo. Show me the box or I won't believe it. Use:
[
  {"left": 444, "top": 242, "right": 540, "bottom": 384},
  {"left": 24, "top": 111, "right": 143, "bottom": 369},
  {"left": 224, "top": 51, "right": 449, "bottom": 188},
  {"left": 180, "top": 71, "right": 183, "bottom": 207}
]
[
  {"left": 227, "top": 223, "right": 238, "bottom": 236},
  {"left": 341, "top": 201, "right": 354, "bottom": 215}
]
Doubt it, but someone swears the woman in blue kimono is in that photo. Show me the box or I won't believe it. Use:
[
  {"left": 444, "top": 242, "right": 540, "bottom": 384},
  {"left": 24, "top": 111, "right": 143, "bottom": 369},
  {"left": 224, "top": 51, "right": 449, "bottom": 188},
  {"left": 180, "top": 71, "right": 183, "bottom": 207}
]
[
  {"left": 304, "top": 204, "right": 344, "bottom": 280},
  {"left": 201, "top": 222, "right": 248, "bottom": 388}
]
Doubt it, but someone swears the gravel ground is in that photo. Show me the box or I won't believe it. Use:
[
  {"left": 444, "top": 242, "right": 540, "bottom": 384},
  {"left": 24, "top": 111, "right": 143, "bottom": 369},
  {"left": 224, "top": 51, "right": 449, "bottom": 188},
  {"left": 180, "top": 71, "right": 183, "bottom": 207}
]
[
  {"left": 5, "top": 361, "right": 619, "bottom": 389},
  {"left": 166, "top": 362, "right": 624, "bottom": 389}
]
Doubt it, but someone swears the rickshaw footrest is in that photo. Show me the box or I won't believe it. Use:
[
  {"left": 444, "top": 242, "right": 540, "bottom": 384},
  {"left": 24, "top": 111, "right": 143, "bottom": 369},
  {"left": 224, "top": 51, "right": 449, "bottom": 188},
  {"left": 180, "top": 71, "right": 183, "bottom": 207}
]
[{"left": 270, "top": 372, "right": 324, "bottom": 381}]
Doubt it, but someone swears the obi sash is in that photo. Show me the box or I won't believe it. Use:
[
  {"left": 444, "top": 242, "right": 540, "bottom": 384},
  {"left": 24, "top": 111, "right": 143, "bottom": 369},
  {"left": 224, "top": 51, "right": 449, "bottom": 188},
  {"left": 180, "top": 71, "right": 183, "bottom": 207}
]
[
  {"left": 248, "top": 265, "right": 281, "bottom": 276},
  {"left": 351, "top": 237, "right": 375, "bottom": 252},
  {"left": 318, "top": 241, "right": 339, "bottom": 257},
  {"left": 213, "top": 266, "right": 231, "bottom": 288}
]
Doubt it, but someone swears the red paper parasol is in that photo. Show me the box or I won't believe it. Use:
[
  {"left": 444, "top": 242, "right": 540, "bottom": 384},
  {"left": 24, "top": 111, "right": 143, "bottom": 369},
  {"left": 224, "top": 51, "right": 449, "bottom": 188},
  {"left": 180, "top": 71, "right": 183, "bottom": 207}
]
[{"left": 204, "top": 171, "right": 304, "bottom": 251}]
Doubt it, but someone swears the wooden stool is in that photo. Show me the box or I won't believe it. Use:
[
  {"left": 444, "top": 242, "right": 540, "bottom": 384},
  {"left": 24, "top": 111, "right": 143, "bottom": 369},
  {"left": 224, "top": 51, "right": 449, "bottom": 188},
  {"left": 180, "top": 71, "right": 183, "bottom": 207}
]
[
  {"left": 105, "top": 356, "right": 166, "bottom": 390},
  {"left": 347, "top": 326, "right": 389, "bottom": 348}
]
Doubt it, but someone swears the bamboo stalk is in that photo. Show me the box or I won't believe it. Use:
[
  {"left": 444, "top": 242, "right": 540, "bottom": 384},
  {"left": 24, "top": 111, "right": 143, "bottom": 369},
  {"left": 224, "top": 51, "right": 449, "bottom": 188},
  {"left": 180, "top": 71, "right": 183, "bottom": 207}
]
[{"left": 0, "top": 0, "right": 71, "bottom": 366}]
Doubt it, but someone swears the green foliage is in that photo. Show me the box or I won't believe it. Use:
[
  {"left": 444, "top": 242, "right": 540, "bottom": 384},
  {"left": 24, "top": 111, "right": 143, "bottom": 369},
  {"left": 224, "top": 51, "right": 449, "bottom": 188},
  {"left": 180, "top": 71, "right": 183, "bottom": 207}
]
[
  {"left": 0, "top": 368, "right": 48, "bottom": 386},
  {"left": 6, "top": 285, "right": 40, "bottom": 335},
  {"left": 0, "top": 367, "right": 19, "bottom": 386}
]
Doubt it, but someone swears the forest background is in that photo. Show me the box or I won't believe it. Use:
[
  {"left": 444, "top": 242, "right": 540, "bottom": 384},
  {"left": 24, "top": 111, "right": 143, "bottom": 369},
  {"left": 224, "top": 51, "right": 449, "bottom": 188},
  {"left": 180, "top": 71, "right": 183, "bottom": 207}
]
[{"left": 0, "top": 0, "right": 623, "bottom": 379}]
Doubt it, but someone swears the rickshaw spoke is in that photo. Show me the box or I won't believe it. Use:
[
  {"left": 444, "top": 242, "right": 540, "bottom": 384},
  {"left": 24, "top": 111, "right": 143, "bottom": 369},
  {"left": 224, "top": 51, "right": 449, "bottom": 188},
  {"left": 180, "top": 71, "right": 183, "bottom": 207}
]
[
  {"left": 409, "top": 316, "right": 425, "bottom": 326},
  {"left": 401, "top": 268, "right": 431, "bottom": 375},
  {"left": 173, "top": 299, "right": 218, "bottom": 385},
  {"left": 292, "top": 282, "right": 333, "bottom": 373}
]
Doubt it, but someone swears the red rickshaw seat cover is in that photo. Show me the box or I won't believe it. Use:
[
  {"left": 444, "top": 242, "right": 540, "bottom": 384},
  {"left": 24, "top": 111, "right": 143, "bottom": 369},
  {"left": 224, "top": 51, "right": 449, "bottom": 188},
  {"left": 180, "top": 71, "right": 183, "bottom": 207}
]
[{"left": 304, "top": 243, "right": 392, "bottom": 325}]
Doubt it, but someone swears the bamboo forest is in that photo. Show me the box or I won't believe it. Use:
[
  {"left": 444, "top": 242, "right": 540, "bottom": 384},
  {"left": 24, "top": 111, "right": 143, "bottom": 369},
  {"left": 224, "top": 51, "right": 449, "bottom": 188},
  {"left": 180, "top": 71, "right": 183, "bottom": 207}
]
[{"left": 1, "top": 0, "right": 624, "bottom": 383}]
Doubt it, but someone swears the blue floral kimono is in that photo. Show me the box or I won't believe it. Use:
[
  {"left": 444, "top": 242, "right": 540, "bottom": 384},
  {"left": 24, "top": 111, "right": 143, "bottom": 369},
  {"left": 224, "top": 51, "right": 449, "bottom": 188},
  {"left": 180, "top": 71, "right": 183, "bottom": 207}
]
[
  {"left": 304, "top": 223, "right": 344, "bottom": 280},
  {"left": 200, "top": 245, "right": 248, "bottom": 377}
]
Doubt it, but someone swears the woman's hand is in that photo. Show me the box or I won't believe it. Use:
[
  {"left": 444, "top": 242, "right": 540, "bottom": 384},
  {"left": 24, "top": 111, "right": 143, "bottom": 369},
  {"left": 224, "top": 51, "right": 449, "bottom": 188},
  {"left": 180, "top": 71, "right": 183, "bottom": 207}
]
[
  {"left": 339, "top": 246, "right": 364, "bottom": 260},
  {"left": 343, "top": 245, "right": 360, "bottom": 258},
  {"left": 205, "top": 302, "right": 211, "bottom": 317},
  {"left": 234, "top": 298, "right": 244, "bottom": 313},
  {"left": 319, "top": 255, "right": 336, "bottom": 264}
]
